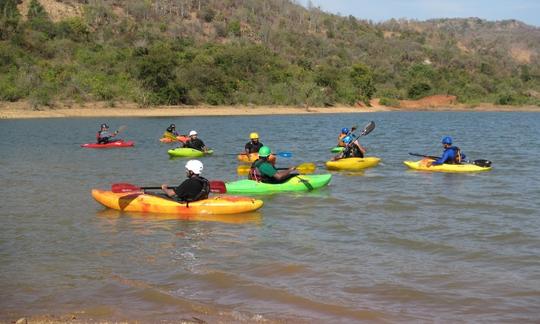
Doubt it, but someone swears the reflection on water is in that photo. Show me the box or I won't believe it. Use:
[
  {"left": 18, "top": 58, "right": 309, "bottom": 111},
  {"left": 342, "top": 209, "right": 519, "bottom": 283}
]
[
  {"left": 96, "top": 208, "right": 263, "bottom": 224},
  {"left": 1, "top": 112, "right": 540, "bottom": 322}
]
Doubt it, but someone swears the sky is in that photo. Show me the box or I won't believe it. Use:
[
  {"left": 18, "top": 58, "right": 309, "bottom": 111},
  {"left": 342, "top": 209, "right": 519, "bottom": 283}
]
[{"left": 299, "top": 0, "right": 540, "bottom": 27}]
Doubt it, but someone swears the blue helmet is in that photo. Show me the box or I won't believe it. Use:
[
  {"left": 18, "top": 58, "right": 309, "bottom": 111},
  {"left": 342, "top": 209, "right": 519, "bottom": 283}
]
[
  {"left": 341, "top": 127, "right": 349, "bottom": 134},
  {"left": 343, "top": 135, "right": 352, "bottom": 144},
  {"left": 442, "top": 136, "right": 453, "bottom": 145}
]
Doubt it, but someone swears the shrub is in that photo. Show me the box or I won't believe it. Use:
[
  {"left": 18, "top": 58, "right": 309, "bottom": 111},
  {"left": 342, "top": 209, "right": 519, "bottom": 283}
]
[
  {"left": 408, "top": 82, "right": 432, "bottom": 99},
  {"left": 379, "top": 97, "right": 400, "bottom": 107}
]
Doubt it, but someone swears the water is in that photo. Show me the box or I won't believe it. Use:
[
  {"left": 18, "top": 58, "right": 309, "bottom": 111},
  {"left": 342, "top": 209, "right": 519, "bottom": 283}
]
[{"left": 1, "top": 112, "right": 539, "bottom": 322}]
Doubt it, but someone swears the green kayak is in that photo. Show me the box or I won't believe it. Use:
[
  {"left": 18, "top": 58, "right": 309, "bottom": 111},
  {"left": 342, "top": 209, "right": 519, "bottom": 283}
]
[
  {"left": 330, "top": 147, "right": 344, "bottom": 153},
  {"left": 168, "top": 148, "right": 214, "bottom": 157},
  {"left": 225, "top": 174, "right": 332, "bottom": 194}
]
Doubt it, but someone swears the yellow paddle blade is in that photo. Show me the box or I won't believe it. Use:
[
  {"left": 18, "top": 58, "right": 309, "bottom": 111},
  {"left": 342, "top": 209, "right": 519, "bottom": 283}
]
[{"left": 236, "top": 163, "right": 316, "bottom": 175}]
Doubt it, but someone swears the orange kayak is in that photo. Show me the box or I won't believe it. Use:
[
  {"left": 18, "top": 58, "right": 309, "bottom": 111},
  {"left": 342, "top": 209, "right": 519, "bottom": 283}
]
[
  {"left": 237, "top": 153, "right": 259, "bottom": 163},
  {"left": 92, "top": 189, "right": 263, "bottom": 215},
  {"left": 160, "top": 136, "right": 188, "bottom": 143}
]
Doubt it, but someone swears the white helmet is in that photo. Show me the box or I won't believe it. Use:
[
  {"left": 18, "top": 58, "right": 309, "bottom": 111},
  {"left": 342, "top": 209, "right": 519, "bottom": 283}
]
[
  {"left": 185, "top": 159, "right": 203, "bottom": 174},
  {"left": 189, "top": 130, "right": 197, "bottom": 136}
]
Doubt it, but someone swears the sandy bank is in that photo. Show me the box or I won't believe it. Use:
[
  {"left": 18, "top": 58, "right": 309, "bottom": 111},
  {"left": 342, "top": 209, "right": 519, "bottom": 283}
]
[
  {"left": 0, "top": 101, "right": 389, "bottom": 119},
  {"left": 1, "top": 99, "right": 539, "bottom": 119}
]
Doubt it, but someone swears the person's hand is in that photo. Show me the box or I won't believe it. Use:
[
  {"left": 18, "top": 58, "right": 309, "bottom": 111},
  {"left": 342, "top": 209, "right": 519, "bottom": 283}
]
[{"left": 161, "top": 184, "right": 168, "bottom": 190}]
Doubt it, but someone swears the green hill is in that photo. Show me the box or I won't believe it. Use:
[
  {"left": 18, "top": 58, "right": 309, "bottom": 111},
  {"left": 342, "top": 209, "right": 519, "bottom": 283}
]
[{"left": 1, "top": 0, "right": 539, "bottom": 107}]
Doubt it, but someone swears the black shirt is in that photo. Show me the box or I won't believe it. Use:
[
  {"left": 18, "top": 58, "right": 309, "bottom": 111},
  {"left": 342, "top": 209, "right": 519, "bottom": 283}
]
[
  {"left": 173, "top": 176, "right": 208, "bottom": 202},
  {"left": 245, "top": 141, "right": 264, "bottom": 153},
  {"left": 184, "top": 138, "right": 206, "bottom": 151}
]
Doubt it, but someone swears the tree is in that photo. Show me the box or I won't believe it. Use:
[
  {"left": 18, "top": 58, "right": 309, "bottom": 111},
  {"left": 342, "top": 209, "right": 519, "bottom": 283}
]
[{"left": 350, "top": 63, "right": 375, "bottom": 104}]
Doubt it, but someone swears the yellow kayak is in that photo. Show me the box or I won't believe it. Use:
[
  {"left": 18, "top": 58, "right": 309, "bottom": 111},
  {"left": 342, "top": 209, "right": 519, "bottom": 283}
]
[
  {"left": 92, "top": 189, "right": 263, "bottom": 215},
  {"left": 325, "top": 157, "right": 381, "bottom": 171},
  {"left": 403, "top": 160, "right": 492, "bottom": 172}
]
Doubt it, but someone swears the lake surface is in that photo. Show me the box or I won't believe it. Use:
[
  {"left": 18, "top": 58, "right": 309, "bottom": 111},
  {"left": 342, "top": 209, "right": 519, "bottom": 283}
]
[{"left": 1, "top": 112, "right": 539, "bottom": 323}]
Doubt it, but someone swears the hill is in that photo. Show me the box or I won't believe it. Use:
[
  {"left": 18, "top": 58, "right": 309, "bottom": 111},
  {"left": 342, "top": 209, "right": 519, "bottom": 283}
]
[{"left": 1, "top": 0, "right": 539, "bottom": 108}]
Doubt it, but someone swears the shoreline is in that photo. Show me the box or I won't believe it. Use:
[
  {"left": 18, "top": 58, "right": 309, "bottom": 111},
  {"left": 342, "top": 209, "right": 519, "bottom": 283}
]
[{"left": 1, "top": 101, "right": 539, "bottom": 119}]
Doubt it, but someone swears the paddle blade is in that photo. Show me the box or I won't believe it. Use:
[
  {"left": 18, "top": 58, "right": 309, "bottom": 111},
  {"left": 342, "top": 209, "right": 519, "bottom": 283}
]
[
  {"left": 210, "top": 180, "right": 227, "bottom": 193},
  {"left": 296, "top": 162, "right": 316, "bottom": 172},
  {"left": 237, "top": 165, "right": 250, "bottom": 173},
  {"left": 237, "top": 163, "right": 315, "bottom": 175},
  {"left": 473, "top": 159, "right": 492, "bottom": 167},
  {"left": 360, "top": 121, "right": 375, "bottom": 136},
  {"left": 112, "top": 183, "right": 141, "bottom": 193},
  {"left": 276, "top": 152, "right": 292, "bottom": 158}
]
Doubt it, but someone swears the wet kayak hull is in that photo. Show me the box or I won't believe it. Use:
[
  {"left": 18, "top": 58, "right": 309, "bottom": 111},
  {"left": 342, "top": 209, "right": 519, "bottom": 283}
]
[
  {"left": 92, "top": 189, "right": 263, "bottom": 215},
  {"left": 81, "top": 140, "right": 134, "bottom": 148},
  {"left": 325, "top": 157, "right": 381, "bottom": 171},
  {"left": 330, "top": 147, "right": 345, "bottom": 153},
  {"left": 168, "top": 148, "right": 214, "bottom": 157},
  {"left": 403, "top": 160, "right": 492, "bottom": 172},
  {"left": 225, "top": 174, "right": 332, "bottom": 194},
  {"left": 237, "top": 153, "right": 259, "bottom": 163},
  {"left": 160, "top": 136, "right": 188, "bottom": 143}
]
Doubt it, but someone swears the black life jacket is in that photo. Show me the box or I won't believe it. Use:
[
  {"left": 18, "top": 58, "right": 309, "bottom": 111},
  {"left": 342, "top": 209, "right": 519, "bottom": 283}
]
[
  {"left": 184, "top": 176, "right": 210, "bottom": 203},
  {"left": 245, "top": 141, "right": 263, "bottom": 153},
  {"left": 343, "top": 144, "right": 364, "bottom": 158}
]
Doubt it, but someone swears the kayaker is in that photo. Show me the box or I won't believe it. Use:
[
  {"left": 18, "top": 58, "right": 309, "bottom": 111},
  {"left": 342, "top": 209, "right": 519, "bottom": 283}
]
[
  {"left": 334, "top": 135, "right": 366, "bottom": 159},
  {"left": 183, "top": 130, "right": 208, "bottom": 152},
  {"left": 245, "top": 132, "right": 264, "bottom": 154},
  {"left": 337, "top": 127, "right": 349, "bottom": 147},
  {"left": 161, "top": 160, "right": 210, "bottom": 202},
  {"left": 249, "top": 146, "right": 297, "bottom": 183},
  {"left": 163, "top": 124, "right": 179, "bottom": 139},
  {"left": 96, "top": 123, "right": 119, "bottom": 144},
  {"left": 427, "top": 136, "right": 466, "bottom": 166}
]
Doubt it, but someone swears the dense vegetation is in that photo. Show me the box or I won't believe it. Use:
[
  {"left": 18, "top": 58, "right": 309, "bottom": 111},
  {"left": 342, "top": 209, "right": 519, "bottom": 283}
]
[{"left": 1, "top": 0, "right": 539, "bottom": 107}]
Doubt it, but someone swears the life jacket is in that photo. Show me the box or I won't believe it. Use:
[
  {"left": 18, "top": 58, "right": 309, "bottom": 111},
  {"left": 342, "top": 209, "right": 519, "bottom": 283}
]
[
  {"left": 245, "top": 141, "right": 263, "bottom": 153},
  {"left": 184, "top": 176, "right": 210, "bottom": 204},
  {"left": 249, "top": 159, "right": 274, "bottom": 183},
  {"left": 184, "top": 138, "right": 204, "bottom": 151},
  {"left": 337, "top": 134, "right": 347, "bottom": 147},
  {"left": 446, "top": 146, "right": 463, "bottom": 164},
  {"left": 343, "top": 144, "right": 364, "bottom": 158}
]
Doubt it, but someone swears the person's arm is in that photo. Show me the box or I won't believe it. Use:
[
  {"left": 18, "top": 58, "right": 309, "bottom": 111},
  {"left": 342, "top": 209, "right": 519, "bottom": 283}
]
[
  {"left": 430, "top": 150, "right": 451, "bottom": 166},
  {"left": 161, "top": 184, "right": 176, "bottom": 197},
  {"left": 200, "top": 139, "right": 208, "bottom": 152},
  {"left": 244, "top": 142, "right": 251, "bottom": 155},
  {"left": 273, "top": 167, "right": 297, "bottom": 180},
  {"left": 354, "top": 141, "right": 366, "bottom": 155}
]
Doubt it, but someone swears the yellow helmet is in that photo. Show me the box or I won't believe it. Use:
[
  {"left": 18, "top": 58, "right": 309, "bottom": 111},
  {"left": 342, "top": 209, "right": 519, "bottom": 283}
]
[{"left": 249, "top": 132, "right": 259, "bottom": 139}]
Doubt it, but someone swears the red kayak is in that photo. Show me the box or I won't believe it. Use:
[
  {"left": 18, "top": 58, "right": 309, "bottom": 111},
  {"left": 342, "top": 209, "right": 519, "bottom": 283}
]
[{"left": 81, "top": 140, "right": 135, "bottom": 148}]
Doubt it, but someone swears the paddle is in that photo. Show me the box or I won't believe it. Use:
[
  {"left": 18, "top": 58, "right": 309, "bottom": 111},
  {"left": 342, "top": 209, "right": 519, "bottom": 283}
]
[
  {"left": 408, "top": 153, "right": 492, "bottom": 167},
  {"left": 236, "top": 162, "right": 316, "bottom": 175},
  {"left": 112, "top": 181, "right": 227, "bottom": 194},
  {"left": 336, "top": 121, "right": 375, "bottom": 156},
  {"left": 233, "top": 151, "right": 292, "bottom": 158},
  {"left": 116, "top": 125, "right": 128, "bottom": 134}
]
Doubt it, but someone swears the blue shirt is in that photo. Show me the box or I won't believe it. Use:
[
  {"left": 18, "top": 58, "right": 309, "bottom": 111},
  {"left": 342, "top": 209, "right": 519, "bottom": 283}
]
[{"left": 432, "top": 146, "right": 465, "bottom": 165}]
